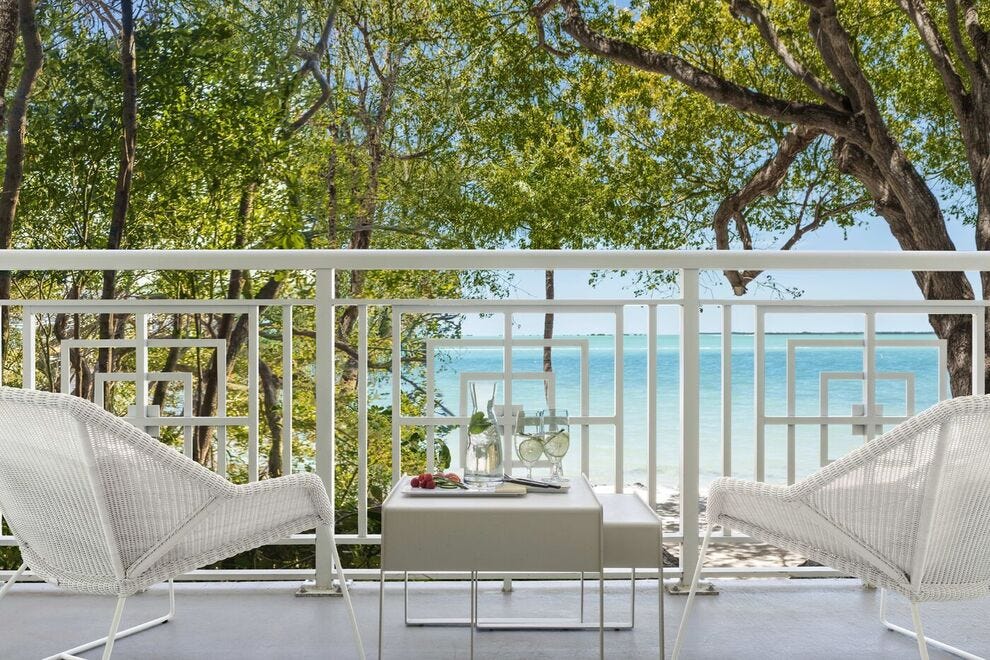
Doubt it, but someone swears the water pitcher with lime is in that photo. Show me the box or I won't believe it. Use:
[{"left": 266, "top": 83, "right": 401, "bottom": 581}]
[{"left": 464, "top": 384, "right": 503, "bottom": 487}]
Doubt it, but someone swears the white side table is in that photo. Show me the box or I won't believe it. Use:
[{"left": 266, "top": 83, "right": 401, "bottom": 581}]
[
  {"left": 379, "top": 475, "right": 605, "bottom": 659},
  {"left": 598, "top": 492, "right": 665, "bottom": 650}
]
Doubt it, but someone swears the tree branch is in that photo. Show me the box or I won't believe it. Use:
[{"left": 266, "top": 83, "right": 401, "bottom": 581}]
[
  {"left": 959, "top": 0, "right": 990, "bottom": 73},
  {"left": 803, "top": 0, "right": 888, "bottom": 145},
  {"left": 531, "top": 0, "right": 573, "bottom": 57},
  {"left": 714, "top": 126, "right": 822, "bottom": 294},
  {"left": 894, "top": 0, "right": 969, "bottom": 120},
  {"left": 539, "top": 0, "right": 857, "bottom": 137},
  {"left": 288, "top": 9, "right": 336, "bottom": 134},
  {"left": 729, "top": 0, "right": 847, "bottom": 110},
  {"left": 357, "top": 20, "right": 388, "bottom": 84},
  {"left": 83, "top": 0, "right": 122, "bottom": 33},
  {"left": 945, "top": 0, "right": 981, "bottom": 80}
]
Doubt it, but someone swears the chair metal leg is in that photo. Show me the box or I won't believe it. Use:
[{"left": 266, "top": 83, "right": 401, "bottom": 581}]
[
  {"left": 672, "top": 525, "right": 712, "bottom": 660},
  {"left": 378, "top": 571, "right": 386, "bottom": 660},
  {"left": 101, "top": 597, "right": 127, "bottom": 660},
  {"left": 879, "top": 589, "right": 982, "bottom": 660},
  {"left": 42, "top": 580, "right": 175, "bottom": 660},
  {"left": 0, "top": 562, "right": 26, "bottom": 601},
  {"left": 910, "top": 603, "right": 930, "bottom": 660},
  {"left": 332, "top": 542, "right": 366, "bottom": 660}
]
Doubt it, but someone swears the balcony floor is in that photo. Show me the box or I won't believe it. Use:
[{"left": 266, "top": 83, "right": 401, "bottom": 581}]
[{"left": 1, "top": 577, "right": 986, "bottom": 659}]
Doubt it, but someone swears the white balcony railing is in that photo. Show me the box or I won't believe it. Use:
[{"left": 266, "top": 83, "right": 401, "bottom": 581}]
[{"left": 0, "top": 249, "right": 987, "bottom": 588}]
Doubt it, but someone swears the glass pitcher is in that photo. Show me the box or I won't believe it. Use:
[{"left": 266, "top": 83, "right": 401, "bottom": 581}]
[{"left": 464, "top": 384, "right": 504, "bottom": 487}]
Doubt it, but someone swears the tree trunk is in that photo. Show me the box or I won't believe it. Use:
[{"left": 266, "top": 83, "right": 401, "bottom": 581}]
[
  {"left": 152, "top": 314, "right": 184, "bottom": 407},
  {"left": 327, "top": 127, "right": 339, "bottom": 246},
  {"left": 193, "top": 276, "right": 281, "bottom": 465},
  {"left": 831, "top": 138, "right": 976, "bottom": 395},
  {"left": 0, "top": 0, "right": 19, "bottom": 124},
  {"left": 259, "top": 359, "right": 284, "bottom": 478},
  {"left": 964, "top": 75, "right": 990, "bottom": 393},
  {"left": 0, "top": 0, "right": 40, "bottom": 363},
  {"left": 543, "top": 269, "right": 554, "bottom": 376},
  {"left": 98, "top": 0, "right": 138, "bottom": 391},
  {"left": 337, "top": 138, "right": 381, "bottom": 341},
  {"left": 193, "top": 182, "right": 255, "bottom": 465}
]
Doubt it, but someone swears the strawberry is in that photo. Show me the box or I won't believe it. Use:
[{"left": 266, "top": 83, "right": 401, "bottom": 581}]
[
  {"left": 410, "top": 477, "right": 420, "bottom": 488},
  {"left": 423, "top": 480, "right": 436, "bottom": 489}
]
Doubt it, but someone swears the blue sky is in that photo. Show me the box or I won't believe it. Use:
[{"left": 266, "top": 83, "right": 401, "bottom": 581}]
[{"left": 463, "top": 216, "right": 980, "bottom": 336}]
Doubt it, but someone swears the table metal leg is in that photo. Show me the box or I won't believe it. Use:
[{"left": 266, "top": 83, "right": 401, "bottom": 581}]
[
  {"left": 659, "top": 559, "right": 666, "bottom": 658},
  {"left": 405, "top": 573, "right": 473, "bottom": 626},
  {"left": 378, "top": 571, "right": 386, "bottom": 660},
  {"left": 631, "top": 568, "right": 636, "bottom": 626},
  {"left": 470, "top": 571, "right": 477, "bottom": 660},
  {"left": 599, "top": 570, "right": 605, "bottom": 659},
  {"left": 403, "top": 571, "right": 408, "bottom": 624},
  {"left": 580, "top": 572, "right": 585, "bottom": 623},
  {"left": 404, "top": 572, "right": 636, "bottom": 631}
]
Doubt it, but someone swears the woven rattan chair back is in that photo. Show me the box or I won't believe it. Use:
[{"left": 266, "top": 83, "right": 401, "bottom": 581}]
[{"left": 0, "top": 387, "right": 226, "bottom": 592}]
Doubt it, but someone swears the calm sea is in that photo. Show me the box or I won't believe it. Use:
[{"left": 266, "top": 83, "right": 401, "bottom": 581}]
[{"left": 421, "top": 333, "right": 943, "bottom": 491}]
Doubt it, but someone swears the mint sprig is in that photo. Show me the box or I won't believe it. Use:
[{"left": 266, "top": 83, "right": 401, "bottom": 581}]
[{"left": 468, "top": 410, "right": 492, "bottom": 434}]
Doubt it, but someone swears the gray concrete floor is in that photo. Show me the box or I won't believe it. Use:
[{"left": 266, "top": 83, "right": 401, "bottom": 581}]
[{"left": 0, "top": 577, "right": 985, "bottom": 659}]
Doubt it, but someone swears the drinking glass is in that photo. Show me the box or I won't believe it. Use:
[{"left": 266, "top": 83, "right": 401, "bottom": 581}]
[
  {"left": 513, "top": 410, "right": 544, "bottom": 479},
  {"left": 540, "top": 408, "right": 570, "bottom": 483}
]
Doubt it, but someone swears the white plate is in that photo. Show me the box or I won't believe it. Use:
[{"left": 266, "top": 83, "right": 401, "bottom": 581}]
[{"left": 401, "top": 483, "right": 527, "bottom": 497}]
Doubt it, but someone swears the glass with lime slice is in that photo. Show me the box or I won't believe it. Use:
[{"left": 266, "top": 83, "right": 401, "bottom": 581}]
[
  {"left": 513, "top": 410, "right": 543, "bottom": 479},
  {"left": 540, "top": 409, "right": 570, "bottom": 483}
]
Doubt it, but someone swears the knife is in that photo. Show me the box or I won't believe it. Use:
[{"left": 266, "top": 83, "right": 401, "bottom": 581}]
[{"left": 502, "top": 474, "right": 562, "bottom": 490}]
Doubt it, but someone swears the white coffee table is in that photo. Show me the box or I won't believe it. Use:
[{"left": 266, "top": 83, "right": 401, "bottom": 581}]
[{"left": 378, "top": 474, "right": 606, "bottom": 658}]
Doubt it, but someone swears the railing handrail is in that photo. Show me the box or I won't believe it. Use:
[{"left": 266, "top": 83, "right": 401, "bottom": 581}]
[{"left": 1, "top": 248, "right": 990, "bottom": 271}]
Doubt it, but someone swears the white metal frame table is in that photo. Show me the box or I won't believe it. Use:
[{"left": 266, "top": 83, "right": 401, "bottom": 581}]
[
  {"left": 379, "top": 474, "right": 605, "bottom": 659},
  {"left": 406, "top": 492, "right": 665, "bottom": 637}
]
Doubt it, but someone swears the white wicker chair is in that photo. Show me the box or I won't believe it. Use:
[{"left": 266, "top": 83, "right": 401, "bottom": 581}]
[
  {"left": 0, "top": 386, "right": 365, "bottom": 659},
  {"left": 673, "top": 395, "right": 990, "bottom": 660}
]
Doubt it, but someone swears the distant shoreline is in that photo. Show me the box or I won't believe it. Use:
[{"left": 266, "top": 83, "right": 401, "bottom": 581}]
[{"left": 466, "top": 331, "right": 938, "bottom": 337}]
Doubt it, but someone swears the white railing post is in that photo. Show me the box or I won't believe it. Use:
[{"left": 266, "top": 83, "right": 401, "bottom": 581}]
[
  {"left": 614, "top": 307, "right": 624, "bottom": 493},
  {"left": 281, "top": 305, "right": 294, "bottom": 475},
  {"left": 754, "top": 309, "right": 765, "bottom": 482},
  {"left": 721, "top": 304, "right": 733, "bottom": 538},
  {"left": 864, "top": 313, "right": 878, "bottom": 440},
  {"left": 391, "top": 307, "right": 402, "bottom": 485},
  {"left": 679, "top": 269, "right": 701, "bottom": 588},
  {"left": 358, "top": 304, "right": 369, "bottom": 537},
  {"left": 135, "top": 313, "right": 149, "bottom": 434},
  {"left": 973, "top": 311, "right": 986, "bottom": 395},
  {"left": 21, "top": 308, "right": 34, "bottom": 390},
  {"left": 314, "top": 268, "right": 336, "bottom": 591},
  {"left": 247, "top": 306, "right": 259, "bottom": 482},
  {"left": 647, "top": 304, "right": 658, "bottom": 510},
  {"left": 721, "top": 305, "right": 732, "bottom": 482}
]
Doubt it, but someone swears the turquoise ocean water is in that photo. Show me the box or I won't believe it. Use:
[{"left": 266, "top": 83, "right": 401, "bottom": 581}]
[{"left": 421, "top": 333, "right": 943, "bottom": 491}]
